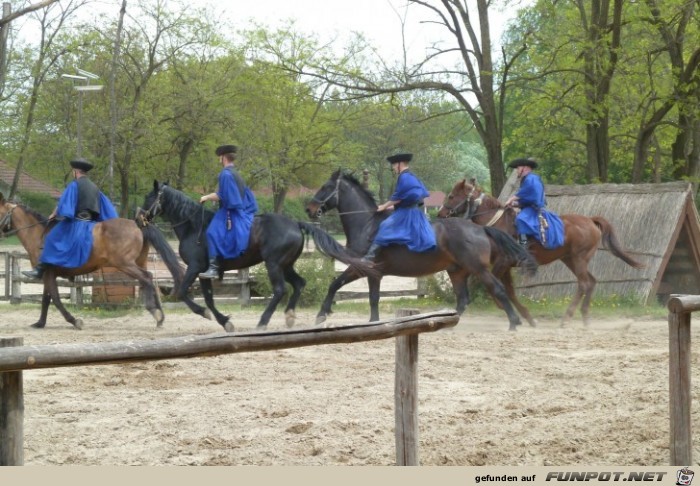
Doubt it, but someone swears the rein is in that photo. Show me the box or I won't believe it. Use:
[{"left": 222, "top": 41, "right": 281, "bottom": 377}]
[{"left": 0, "top": 205, "right": 51, "bottom": 237}]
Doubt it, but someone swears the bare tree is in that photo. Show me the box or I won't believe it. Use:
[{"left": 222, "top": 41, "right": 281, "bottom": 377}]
[
  {"left": 281, "top": 0, "right": 529, "bottom": 196},
  {"left": 9, "top": 0, "right": 88, "bottom": 198}
]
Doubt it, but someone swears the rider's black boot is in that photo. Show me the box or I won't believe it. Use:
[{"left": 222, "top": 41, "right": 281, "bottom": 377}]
[
  {"left": 361, "top": 243, "right": 381, "bottom": 263},
  {"left": 198, "top": 258, "right": 220, "bottom": 279},
  {"left": 23, "top": 263, "right": 45, "bottom": 280}
]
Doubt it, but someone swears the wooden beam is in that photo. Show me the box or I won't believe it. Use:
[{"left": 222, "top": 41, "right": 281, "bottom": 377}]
[{"left": 0, "top": 311, "right": 459, "bottom": 372}]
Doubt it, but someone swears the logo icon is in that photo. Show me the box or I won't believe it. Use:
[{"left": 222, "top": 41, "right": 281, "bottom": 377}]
[{"left": 677, "top": 468, "right": 694, "bottom": 486}]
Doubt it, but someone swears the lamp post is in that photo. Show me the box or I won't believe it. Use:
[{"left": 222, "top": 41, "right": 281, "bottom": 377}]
[{"left": 61, "top": 69, "right": 103, "bottom": 158}]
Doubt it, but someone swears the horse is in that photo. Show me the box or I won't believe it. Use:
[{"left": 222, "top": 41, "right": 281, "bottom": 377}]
[
  {"left": 0, "top": 192, "right": 184, "bottom": 329},
  {"left": 141, "top": 180, "right": 376, "bottom": 332},
  {"left": 438, "top": 178, "right": 645, "bottom": 326},
  {"left": 304, "top": 170, "right": 538, "bottom": 331}
]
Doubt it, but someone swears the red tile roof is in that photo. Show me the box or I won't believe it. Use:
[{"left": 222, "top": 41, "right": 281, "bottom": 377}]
[
  {"left": 424, "top": 190, "right": 445, "bottom": 208},
  {"left": 0, "top": 159, "right": 62, "bottom": 198}
]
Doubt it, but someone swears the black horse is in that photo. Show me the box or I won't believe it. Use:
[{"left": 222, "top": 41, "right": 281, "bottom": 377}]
[
  {"left": 305, "top": 170, "right": 537, "bottom": 331},
  {"left": 142, "top": 180, "right": 374, "bottom": 331}
]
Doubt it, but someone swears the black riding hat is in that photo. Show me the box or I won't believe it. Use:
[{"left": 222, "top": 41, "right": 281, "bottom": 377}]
[
  {"left": 215, "top": 145, "right": 238, "bottom": 156},
  {"left": 69, "top": 158, "right": 93, "bottom": 172},
  {"left": 507, "top": 157, "right": 538, "bottom": 169},
  {"left": 387, "top": 153, "right": 413, "bottom": 164}
]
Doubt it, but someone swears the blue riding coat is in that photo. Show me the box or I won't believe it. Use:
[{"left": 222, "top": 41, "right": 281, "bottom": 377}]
[
  {"left": 206, "top": 165, "right": 258, "bottom": 259},
  {"left": 514, "top": 172, "right": 564, "bottom": 249},
  {"left": 40, "top": 180, "right": 119, "bottom": 268},
  {"left": 373, "top": 170, "right": 436, "bottom": 252}
]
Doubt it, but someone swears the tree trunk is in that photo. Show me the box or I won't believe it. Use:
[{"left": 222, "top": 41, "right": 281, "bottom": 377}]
[
  {"left": 108, "top": 0, "right": 127, "bottom": 200},
  {"left": 176, "top": 139, "right": 194, "bottom": 190}
]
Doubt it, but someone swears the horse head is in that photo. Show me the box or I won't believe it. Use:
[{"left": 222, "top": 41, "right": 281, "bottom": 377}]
[
  {"left": 0, "top": 193, "right": 18, "bottom": 236},
  {"left": 142, "top": 180, "right": 168, "bottom": 222},
  {"left": 438, "top": 178, "right": 479, "bottom": 218},
  {"left": 306, "top": 170, "right": 342, "bottom": 219}
]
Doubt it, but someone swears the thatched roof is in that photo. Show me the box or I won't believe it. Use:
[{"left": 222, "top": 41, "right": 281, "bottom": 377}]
[{"left": 499, "top": 173, "right": 700, "bottom": 304}]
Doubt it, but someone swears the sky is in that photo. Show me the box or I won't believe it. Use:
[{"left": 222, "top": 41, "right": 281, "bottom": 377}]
[{"left": 190, "top": 0, "right": 528, "bottom": 61}]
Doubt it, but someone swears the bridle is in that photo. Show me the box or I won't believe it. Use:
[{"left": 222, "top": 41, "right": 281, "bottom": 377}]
[
  {"left": 140, "top": 185, "right": 206, "bottom": 244},
  {"left": 440, "top": 184, "right": 476, "bottom": 218},
  {"left": 142, "top": 187, "right": 165, "bottom": 223},
  {"left": 441, "top": 188, "right": 507, "bottom": 226},
  {"left": 0, "top": 205, "right": 15, "bottom": 235},
  {"left": 309, "top": 176, "right": 341, "bottom": 217},
  {"left": 0, "top": 203, "right": 51, "bottom": 237}
]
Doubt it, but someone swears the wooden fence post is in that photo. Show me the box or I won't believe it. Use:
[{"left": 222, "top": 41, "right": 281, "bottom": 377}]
[
  {"left": 3, "top": 252, "right": 10, "bottom": 300},
  {"left": 10, "top": 253, "right": 20, "bottom": 305},
  {"left": 239, "top": 269, "right": 250, "bottom": 305},
  {"left": 668, "top": 297, "right": 694, "bottom": 465},
  {"left": 0, "top": 337, "right": 24, "bottom": 466},
  {"left": 395, "top": 308, "right": 420, "bottom": 466}
]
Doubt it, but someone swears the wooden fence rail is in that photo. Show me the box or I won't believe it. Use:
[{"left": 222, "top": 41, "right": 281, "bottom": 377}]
[
  {"left": 0, "top": 250, "right": 427, "bottom": 306},
  {"left": 0, "top": 309, "right": 458, "bottom": 466}
]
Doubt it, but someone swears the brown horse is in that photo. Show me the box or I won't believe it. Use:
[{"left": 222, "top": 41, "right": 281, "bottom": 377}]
[
  {"left": 305, "top": 170, "right": 538, "bottom": 331},
  {"left": 0, "top": 192, "right": 184, "bottom": 329},
  {"left": 438, "top": 179, "right": 645, "bottom": 326}
]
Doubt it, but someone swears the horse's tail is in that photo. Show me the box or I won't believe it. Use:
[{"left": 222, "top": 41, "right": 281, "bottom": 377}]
[
  {"left": 591, "top": 216, "right": 645, "bottom": 269},
  {"left": 140, "top": 223, "right": 185, "bottom": 293},
  {"left": 297, "top": 222, "right": 379, "bottom": 278},
  {"left": 483, "top": 226, "right": 538, "bottom": 277}
]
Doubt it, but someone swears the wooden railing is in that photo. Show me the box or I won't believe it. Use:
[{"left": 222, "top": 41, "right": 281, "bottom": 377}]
[{"left": 0, "top": 309, "right": 458, "bottom": 466}]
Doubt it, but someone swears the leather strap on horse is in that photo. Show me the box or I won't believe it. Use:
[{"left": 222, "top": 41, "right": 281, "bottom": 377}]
[{"left": 485, "top": 209, "right": 504, "bottom": 227}]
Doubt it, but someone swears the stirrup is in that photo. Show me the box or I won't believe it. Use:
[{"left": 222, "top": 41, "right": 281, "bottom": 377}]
[
  {"left": 22, "top": 267, "right": 45, "bottom": 280},
  {"left": 198, "top": 265, "right": 219, "bottom": 279}
]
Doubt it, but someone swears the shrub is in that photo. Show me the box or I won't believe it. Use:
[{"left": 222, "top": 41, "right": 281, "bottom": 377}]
[{"left": 16, "top": 191, "right": 56, "bottom": 216}]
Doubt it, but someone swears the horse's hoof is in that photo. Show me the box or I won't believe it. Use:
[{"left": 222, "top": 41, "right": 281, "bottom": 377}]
[
  {"left": 528, "top": 319, "right": 537, "bottom": 328},
  {"left": 152, "top": 309, "right": 165, "bottom": 327},
  {"left": 30, "top": 322, "right": 46, "bottom": 329},
  {"left": 73, "top": 318, "right": 83, "bottom": 330},
  {"left": 223, "top": 321, "right": 234, "bottom": 333},
  {"left": 508, "top": 325, "right": 518, "bottom": 331},
  {"left": 315, "top": 315, "right": 327, "bottom": 326},
  {"left": 285, "top": 310, "right": 296, "bottom": 328},
  {"left": 203, "top": 309, "right": 214, "bottom": 320}
]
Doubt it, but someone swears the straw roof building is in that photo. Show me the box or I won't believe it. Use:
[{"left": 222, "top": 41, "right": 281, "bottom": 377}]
[{"left": 499, "top": 174, "right": 700, "bottom": 304}]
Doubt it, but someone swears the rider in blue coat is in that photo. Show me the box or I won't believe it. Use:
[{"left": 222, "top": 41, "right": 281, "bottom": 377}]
[
  {"left": 504, "top": 157, "right": 564, "bottom": 249},
  {"left": 362, "top": 152, "right": 437, "bottom": 262},
  {"left": 198, "top": 144, "right": 258, "bottom": 279},
  {"left": 23, "top": 158, "right": 119, "bottom": 280}
]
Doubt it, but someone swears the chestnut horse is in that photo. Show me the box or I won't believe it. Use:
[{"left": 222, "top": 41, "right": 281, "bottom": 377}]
[
  {"left": 305, "top": 170, "right": 537, "bottom": 331},
  {"left": 0, "top": 192, "right": 183, "bottom": 329},
  {"left": 438, "top": 179, "right": 644, "bottom": 326}
]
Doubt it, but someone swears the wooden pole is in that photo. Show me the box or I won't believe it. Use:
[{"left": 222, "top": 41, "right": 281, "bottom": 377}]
[
  {"left": 395, "top": 308, "right": 420, "bottom": 466},
  {"left": 10, "top": 253, "right": 20, "bottom": 304},
  {"left": 668, "top": 295, "right": 693, "bottom": 465},
  {"left": 0, "top": 337, "right": 23, "bottom": 466}
]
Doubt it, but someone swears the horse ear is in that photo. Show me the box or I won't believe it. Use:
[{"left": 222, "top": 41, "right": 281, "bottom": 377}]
[
  {"left": 153, "top": 180, "right": 159, "bottom": 191},
  {"left": 469, "top": 177, "right": 477, "bottom": 185},
  {"left": 0, "top": 192, "right": 4, "bottom": 203}
]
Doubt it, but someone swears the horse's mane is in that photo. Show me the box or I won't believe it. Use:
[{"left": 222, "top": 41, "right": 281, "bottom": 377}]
[
  {"left": 161, "top": 184, "right": 214, "bottom": 225},
  {"left": 17, "top": 203, "right": 48, "bottom": 223},
  {"left": 338, "top": 170, "right": 377, "bottom": 206}
]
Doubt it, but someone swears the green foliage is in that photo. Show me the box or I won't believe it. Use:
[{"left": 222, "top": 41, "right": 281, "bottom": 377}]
[
  {"left": 255, "top": 195, "right": 309, "bottom": 222},
  {"left": 15, "top": 191, "right": 55, "bottom": 216},
  {"left": 250, "top": 255, "right": 336, "bottom": 306}
]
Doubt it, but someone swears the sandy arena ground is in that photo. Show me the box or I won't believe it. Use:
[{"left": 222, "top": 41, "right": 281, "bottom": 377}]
[{"left": 0, "top": 300, "right": 692, "bottom": 466}]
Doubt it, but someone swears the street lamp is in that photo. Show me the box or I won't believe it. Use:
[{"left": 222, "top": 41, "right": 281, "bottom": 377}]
[{"left": 61, "top": 69, "right": 103, "bottom": 158}]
